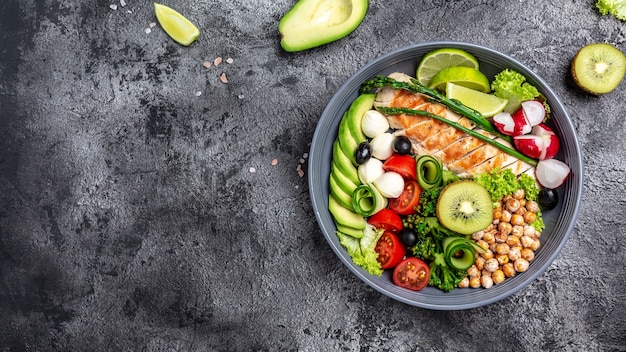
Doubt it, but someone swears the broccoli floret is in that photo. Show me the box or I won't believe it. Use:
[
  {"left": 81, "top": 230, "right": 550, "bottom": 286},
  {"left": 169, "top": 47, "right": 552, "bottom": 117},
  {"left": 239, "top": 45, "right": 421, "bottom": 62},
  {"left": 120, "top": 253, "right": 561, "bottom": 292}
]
[
  {"left": 491, "top": 69, "right": 541, "bottom": 113},
  {"left": 428, "top": 252, "right": 468, "bottom": 292},
  {"left": 416, "top": 186, "right": 443, "bottom": 217}
]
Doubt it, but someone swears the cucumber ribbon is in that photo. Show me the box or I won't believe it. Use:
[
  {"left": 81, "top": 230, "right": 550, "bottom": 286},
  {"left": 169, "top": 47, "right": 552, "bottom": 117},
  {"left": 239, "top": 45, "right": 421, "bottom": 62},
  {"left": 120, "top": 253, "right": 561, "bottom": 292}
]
[
  {"left": 442, "top": 237, "right": 487, "bottom": 271},
  {"left": 352, "top": 184, "right": 388, "bottom": 217}
]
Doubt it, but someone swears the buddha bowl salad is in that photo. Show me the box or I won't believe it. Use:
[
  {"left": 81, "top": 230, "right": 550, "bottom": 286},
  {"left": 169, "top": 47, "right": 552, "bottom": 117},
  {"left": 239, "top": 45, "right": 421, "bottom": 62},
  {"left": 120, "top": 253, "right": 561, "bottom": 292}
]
[{"left": 328, "top": 48, "right": 570, "bottom": 292}]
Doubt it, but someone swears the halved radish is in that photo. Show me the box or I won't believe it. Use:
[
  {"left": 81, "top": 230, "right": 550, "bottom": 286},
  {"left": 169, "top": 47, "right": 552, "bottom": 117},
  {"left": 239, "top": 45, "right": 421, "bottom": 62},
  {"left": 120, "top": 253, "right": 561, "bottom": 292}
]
[
  {"left": 493, "top": 111, "right": 531, "bottom": 136},
  {"left": 514, "top": 135, "right": 545, "bottom": 159},
  {"left": 531, "top": 124, "right": 560, "bottom": 160},
  {"left": 536, "top": 159, "right": 570, "bottom": 189},
  {"left": 521, "top": 100, "right": 546, "bottom": 126}
]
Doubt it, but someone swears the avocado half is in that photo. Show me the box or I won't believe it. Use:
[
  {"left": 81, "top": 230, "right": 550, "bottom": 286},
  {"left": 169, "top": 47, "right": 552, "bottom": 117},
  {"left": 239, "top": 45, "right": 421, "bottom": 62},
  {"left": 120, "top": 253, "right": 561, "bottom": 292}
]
[{"left": 278, "top": 0, "right": 368, "bottom": 52}]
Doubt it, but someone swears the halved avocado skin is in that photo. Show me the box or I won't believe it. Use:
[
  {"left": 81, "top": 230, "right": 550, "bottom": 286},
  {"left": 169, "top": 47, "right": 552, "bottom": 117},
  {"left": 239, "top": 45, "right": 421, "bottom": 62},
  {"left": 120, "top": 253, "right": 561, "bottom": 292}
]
[{"left": 278, "top": 0, "right": 368, "bottom": 52}]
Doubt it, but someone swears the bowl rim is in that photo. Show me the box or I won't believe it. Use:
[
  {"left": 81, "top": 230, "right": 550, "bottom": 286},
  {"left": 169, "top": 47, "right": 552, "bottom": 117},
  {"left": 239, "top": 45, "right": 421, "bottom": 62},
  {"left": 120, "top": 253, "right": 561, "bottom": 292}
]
[{"left": 308, "top": 41, "right": 584, "bottom": 310}]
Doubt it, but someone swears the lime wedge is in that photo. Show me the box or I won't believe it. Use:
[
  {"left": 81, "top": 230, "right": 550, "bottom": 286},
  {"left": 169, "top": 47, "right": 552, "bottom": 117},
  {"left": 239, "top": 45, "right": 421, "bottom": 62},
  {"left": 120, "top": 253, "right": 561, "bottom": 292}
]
[
  {"left": 446, "top": 82, "right": 508, "bottom": 117},
  {"left": 416, "top": 48, "right": 480, "bottom": 85},
  {"left": 428, "top": 66, "right": 490, "bottom": 93},
  {"left": 154, "top": 3, "right": 200, "bottom": 46}
]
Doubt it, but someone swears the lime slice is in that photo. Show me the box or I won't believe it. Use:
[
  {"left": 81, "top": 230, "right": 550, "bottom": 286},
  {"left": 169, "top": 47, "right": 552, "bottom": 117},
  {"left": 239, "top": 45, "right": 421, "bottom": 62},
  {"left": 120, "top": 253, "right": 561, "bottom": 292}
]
[
  {"left": 446, "top": 82, "right": 508, "bottom": 117},
  {"left": 154, "top": 3, "right": 200, "bottom": 46},
  {"left": 416, "top": 48, "right": 480, "bottom": 85},
  {"left": 428, "top": 66, "right": 490, "bottom": 93}
]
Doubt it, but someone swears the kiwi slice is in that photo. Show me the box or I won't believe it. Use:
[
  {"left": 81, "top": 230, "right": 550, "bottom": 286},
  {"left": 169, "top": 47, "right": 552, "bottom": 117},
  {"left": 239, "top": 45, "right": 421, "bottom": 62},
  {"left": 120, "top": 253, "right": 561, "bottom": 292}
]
[
  {"left": 571, "top": 43, "right": 626, "bottom": 95},
  {"left": 436, "top": 181, "right": 493, "bottom": 235}
]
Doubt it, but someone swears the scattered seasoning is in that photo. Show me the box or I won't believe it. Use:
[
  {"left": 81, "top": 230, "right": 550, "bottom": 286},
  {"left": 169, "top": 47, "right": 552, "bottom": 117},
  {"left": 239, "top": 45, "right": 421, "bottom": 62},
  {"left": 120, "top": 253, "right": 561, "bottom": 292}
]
[
  {"left": 145, "top": 28, "right": 151, "bottom": 34},
  {"left": 271, "top": 159, "right": 278, "bottom": 166},
  {"left": 195, "top": 91, "right": 202, "bottom": 96},
  {"left": 219, "top": 73, "right": 228, "bottom": 84},
  {"left": 202, "top": 61, "right": 212, "bottom": 68},
  {"left": 296, "top": 164, "right": 304, "bottom": 177},
  {"left": 149, "top": 22, "right": 157, "bottom": 28},
  {"left": 214, "top": 57, "right": 223, "bottom": 66},
  {"left": 110, "top": 4, "right": 118, "bottom": 10},
  {"left": 249, "top": 167, "right": 256, "bottom": 173},
  {"left": 226, "top": 57, "right": 234, "bottom": 64},
  {"left": 120, "top": 0, "right": 126, "bottom": 7}
]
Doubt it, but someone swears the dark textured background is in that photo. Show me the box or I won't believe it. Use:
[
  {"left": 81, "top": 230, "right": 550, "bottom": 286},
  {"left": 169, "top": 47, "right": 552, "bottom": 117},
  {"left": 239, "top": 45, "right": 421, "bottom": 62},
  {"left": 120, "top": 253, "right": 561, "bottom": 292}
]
[{"left": 1, "top": 0, "right": 625, "bottom": 351}]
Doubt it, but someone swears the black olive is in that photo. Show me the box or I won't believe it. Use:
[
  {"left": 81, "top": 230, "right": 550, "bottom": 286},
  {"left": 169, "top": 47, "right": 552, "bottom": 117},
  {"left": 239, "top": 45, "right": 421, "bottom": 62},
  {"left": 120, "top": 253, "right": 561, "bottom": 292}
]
[
  {"left": 538, "top": 188, "right": 558, "bottom": 210},
  {"left": 355, "top": 142, "right": 372, "bottom": 165},
  {"left": 393, "top": 135, "right": 412, "bottom": 155},
  {"left": 398, "top": 228, "right": 418, "bottom": 247}
]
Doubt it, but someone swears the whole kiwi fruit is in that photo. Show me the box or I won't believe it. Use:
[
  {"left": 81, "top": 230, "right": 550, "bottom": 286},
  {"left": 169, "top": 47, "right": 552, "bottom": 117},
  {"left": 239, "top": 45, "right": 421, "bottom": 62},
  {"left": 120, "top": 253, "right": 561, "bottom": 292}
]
[
  {"left": 571, "top": 43, "right": 626, "bottom": 95},
  {"left": 436, "top": 180, "right": 493, "bottom": 235}
]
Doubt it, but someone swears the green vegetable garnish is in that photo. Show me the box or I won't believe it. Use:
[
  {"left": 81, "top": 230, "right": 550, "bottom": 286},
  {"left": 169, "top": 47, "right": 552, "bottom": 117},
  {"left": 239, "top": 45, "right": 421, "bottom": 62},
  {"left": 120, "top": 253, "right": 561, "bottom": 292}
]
[
  {"left": 597, "top": 0, "right": 626, "bottom": 21},
  {"left": 337, "top": 224, "right": 385, "bottom": 276},
  {"left": 490, "top": 69, "right": 547, "bottom": 114}
]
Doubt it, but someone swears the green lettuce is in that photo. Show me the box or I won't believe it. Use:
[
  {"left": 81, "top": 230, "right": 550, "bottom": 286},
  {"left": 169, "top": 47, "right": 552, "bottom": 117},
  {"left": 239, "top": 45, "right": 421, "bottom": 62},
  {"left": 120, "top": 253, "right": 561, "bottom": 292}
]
[
  {"left": 597, "top": 0, "right": 626, "bottom": 21},
  {"left": 337, "top": 224, "right": 384, "bottom": 276}
]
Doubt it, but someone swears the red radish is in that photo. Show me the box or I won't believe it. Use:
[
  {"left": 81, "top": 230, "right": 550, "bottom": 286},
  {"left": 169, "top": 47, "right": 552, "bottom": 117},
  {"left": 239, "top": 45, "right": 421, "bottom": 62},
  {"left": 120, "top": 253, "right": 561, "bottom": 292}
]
[
  {"left": 493, "top": 111, "right": 531, "bottom": 136},
  {"left": 536, "top": 159, "right": 570, "bottom": 189},
  {"left": 513, "top": 123, "right": 560, "bottom": 160},
  {"left": 513, "top": 135, "right": 544, "bottom": 159},
  {"left": 532, "top": 124, "right": 560, "bottom": 160},
  {"left": 521, "top": 100, "right": 546, "bottom": 126}
]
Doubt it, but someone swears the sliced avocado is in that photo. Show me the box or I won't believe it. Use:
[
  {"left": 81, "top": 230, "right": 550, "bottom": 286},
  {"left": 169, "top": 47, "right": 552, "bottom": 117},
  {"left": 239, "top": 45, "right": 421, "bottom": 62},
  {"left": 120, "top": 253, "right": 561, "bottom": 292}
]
[
  {"left": 329, "top": 194, "right": 366, "bottom": 230},
  {"left": 345, "top": 94, "right": 375, "bottom": 142},
  {"left": 336, "top": 223, "right": 364, "bottom": 238},
  {"left": 332, "top": 141, "right": 359, "bottom": 184},
  {"left": 329, "top": 172, "right": 355, "bottom": 211},
  {"left": 331, "top": 163, "right": 359, "bottom": 195},
  {"left": 337, "top": 113, "right": 359, "bottom": 166},
  {"left": 278, "top": 0, "right": 369, "bottom": 52}
]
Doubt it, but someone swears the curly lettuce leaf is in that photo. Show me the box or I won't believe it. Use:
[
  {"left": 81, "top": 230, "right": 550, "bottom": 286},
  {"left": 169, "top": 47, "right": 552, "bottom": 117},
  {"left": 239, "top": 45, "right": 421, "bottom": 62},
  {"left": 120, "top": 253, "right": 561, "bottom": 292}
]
[
  {"left": 597, "top": 0, "right": 626, "bottom": 21},
  {"left": 336, "top": 224, "right": 384, "bottom": 276}
]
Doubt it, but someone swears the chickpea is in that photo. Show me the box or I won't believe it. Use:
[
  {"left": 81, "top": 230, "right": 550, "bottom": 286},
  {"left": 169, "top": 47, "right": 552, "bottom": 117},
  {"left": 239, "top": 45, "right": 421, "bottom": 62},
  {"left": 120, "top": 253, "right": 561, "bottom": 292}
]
[
  {"left": 495, "top": 253, "right": 509, "bottom": 265},
  {"left": 495, "top": 243, "right": 510, "bottom": 255},
  {"left": 494, "top": 231, "right": 508, "bottom": 243},
  {"left": 523, "top": 225, "right": 536, "bottom": 237},
  {"left": 469, "top": 276, "right": 482, "bottom": 288},
  {"left": 489, "top": 242, "right": 498, "bottom": 253},
  {"left": 498, "top": 222, "right": 512, "bottom": 236},
  {"left": 515, "top": 206, "right": 527, "bottom": 216},
  {"left": 530, "top": 239, "right": 541, "bottom": 251},
  {"left": 467, "top": 265, "right": 480, "bottom": 277},
  {"left": 521, "top": 248, "right": 535, "bottom": 261},
  {"left": 502, "top": 263, "right": 516, "bottom": 277},
  {"left": 476, "top": 239, "right": 490, "bottom": 251},
  {"left": 481, "top": 269, "right": 492, "bottom": 278},
  {"left": 514, "top": 258, "right": 530, "bottom": 272},
  {"left": 493, "top": 208, "right": 502, "bottom": 221},
  {"left": 523, "top": 211, "right": 537, "bottom": 224},
  {"left": 520, "top": 235, "right": 534, "bottom": 248},
  {"left": 500, "top": 210, "right": 512, "bottom": 223},
  {"left": 519, "top": 199, "right": 526, "bottom": 208},
  {"left": 511, "top": 225, "right": 524, "bottom": 237},
  {"left": 507, "top": 235, "right": 521, "bottom": 247},
  {"left": 472, "top": 230, "right": 485, "bottom": 241},
  {"left": 508, "top": 247, "right": 521, "bottom": 261},
  {"left": 505, "top": 198, "right": 521, "bottom": 213},
  {"left": 483, "top": 231, "right": 495, "bottom": 244},
  {"left": 481, "top": 249, "right": 494, "bottom": 260},
  {"left": 484, "top": 258, "right": 499, "bottom": 272},
  {"left": 526, "top": 200, "right": 540, "bottom": 213},
  {"left": 458, "top": 277, "right": 470, "bottom": 288},
  {"left": 475, "top": 256, "right": 485, "bottom": 271},
  {"left": 492, "top": 269, "right": 505, "bottom": 284},
  {"left": 481, "top": 275, "right": 494, "bottom": 289},
  {"left": 511, "top": 214, "right": 525, "bottom": 226},
  {"left": 513, "top": 188, "right": 525, "bottom": 200}
]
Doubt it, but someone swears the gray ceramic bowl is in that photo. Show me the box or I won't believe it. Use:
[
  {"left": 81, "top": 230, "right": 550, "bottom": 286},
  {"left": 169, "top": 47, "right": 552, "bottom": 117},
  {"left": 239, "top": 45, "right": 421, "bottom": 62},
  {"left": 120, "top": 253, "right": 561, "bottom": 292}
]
[{"left": 308, "top": 42, "right": 583, "bottom": 310}]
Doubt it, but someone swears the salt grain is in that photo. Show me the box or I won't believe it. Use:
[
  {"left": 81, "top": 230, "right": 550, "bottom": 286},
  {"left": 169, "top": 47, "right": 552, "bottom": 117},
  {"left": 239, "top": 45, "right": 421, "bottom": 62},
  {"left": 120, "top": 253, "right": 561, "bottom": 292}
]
[
  {"left": 214, "top": 57, "right": 223, "bottom": 66},
  {"left": 271, "top": 159, "right": 278, "bottom": 166},
  {"left": 202, "top": 61, "right": 211, "bottom": 68},
  {"left": 110, "top": 4, "right": 118, "bottom": 10},
  {"left": 219, "top": 73, "right": 228, "bottom": 84},
  {"left": 226, "top": 57, "right": 234, "bottom": 64},
  {"left": 120, "top": 0, "right": 126, "bottom": 6},
  {"left": 149, "top": 22, "right": 157, "bottom": 28},
  {"left": 195, "top": 91, "right": 202, "bottom": 96},
  {"left": 249, "top": 167, "right": 256, "bottom": 173},
  {"left": 145, "top": 28, "right": 151, "bottom": 34},
  {"left": 296, "top": 164, "right": 304, "bottom": 177}
]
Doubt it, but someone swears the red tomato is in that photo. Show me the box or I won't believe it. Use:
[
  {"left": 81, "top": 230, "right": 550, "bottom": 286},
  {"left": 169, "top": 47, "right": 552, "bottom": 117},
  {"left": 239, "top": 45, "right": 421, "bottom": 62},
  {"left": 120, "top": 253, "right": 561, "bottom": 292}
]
[
  {"left": 383, "top": 154, "right": 417, "bottom": 180},
  {"left": 374, "top": 231, "right": 406, "bottom": 269},
  {"left": 388, "top": 180, "right": 422, "bottom": 215},
  {"left": 392, "top": 257, "right": 430, "bottom": 291},
  {"left": 367, "top": 209, "right": 403, "bottom": 233}
]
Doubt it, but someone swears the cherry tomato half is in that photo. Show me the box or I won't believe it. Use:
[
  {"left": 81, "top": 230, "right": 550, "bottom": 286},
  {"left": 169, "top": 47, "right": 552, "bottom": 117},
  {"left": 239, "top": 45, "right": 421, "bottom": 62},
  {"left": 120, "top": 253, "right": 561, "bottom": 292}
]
[
  {"left": 374, "top": 231, "right": 406, "bottom": 269},
  {"left": 392, "top": 257, "right": 430, "bottom": 291},
  {"left": 383, "top": 154, "right": 417, "bottom": 180},
  {"left": 367, "top": 208, "right": 403, "bottom": 233},
  {"left": 388, "top": 180, "right": 422, "bottom": 215}
]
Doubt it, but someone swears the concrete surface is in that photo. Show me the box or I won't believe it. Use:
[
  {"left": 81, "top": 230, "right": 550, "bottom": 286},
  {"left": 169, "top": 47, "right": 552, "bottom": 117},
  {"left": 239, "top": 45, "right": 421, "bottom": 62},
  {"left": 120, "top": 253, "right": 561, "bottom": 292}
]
[{"left": 1, "top": 0, "right": 625, "bottom": 351}]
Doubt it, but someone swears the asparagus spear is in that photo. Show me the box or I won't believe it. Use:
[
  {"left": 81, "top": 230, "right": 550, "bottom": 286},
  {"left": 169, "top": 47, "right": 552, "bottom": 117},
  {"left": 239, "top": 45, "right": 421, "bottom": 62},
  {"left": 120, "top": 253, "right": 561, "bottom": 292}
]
[{"left": 376, "top": 106, "right": 538, "bottom": 167}]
